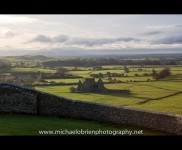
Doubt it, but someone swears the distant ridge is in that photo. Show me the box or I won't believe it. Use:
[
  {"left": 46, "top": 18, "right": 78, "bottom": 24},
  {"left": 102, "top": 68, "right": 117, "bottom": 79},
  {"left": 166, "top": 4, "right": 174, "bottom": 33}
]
[{"left": 2, "top": 55, "right": 53, "bottom": 60}]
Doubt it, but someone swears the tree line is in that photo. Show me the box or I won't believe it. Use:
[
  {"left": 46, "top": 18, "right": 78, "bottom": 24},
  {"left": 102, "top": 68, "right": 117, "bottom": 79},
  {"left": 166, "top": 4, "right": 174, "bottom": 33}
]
[{"left": 42, "top": 58, "right": 171, "bottom": 68}]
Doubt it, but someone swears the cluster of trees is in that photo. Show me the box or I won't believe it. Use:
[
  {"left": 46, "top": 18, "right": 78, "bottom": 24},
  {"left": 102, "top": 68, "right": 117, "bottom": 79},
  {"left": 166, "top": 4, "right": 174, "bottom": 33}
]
[
  {"left": 40, "top": 67, "right": 81, "bottom": 79},
  {"left": 90, "top": 73, "right": 104, "bottom": 78},
  {"left": 107, "top": 77, "right": 122, "bottom": 83},
  {"left": 152, "top": 68, "right": 171, "bottom": 80},
  {"left": 107, "top": 72, "right": 125, "bottom": 77},
  {"left": 40, "top": 72, "right": 82, "bottom": 79},
  {"left": 134, "top": 68, "right": 171, "bottom": 79},
  {"left": 134, "top": 73, "right": 150, "bottom": 77},
  {"left": 57, "top": 67, "right": 68, "bottom": 74},
  {"left": 93, "top": 66, "right": 103, "bottom": 70},
  {"left": 42, "top": 58, "right": 168, "bottom": 68},
  {"left": 90, "top": 72, "right": 126, "bottom": 78}
]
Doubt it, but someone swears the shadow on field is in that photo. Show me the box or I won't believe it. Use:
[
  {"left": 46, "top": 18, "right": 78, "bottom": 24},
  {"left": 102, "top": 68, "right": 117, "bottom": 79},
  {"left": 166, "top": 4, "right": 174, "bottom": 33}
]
[
  {"left": 77, "top": 92, "right": 132, "bottom": 98},
  {"left": 73, "top": 91, "right": 148, "bottom": 103}
]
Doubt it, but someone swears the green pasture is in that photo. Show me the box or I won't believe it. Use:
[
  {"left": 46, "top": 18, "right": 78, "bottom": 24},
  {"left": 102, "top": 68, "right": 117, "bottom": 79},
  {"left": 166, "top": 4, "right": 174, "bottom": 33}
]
[
  {"left": 67, "top": 70, "right": 94, "bottom": 78},
  {"left": 0, "top": 114, "right": 165, "bottom": 135},
  {"left": 45, "top": 76, "right": 154, "bottom": 83},
  {"left": 9, "top": 67, "right": 57, "bottom": 73},
  {"left": 63, "top": 66, "right": 90, "bottom": 71},
  {"left": 46, "top": 78, "right": 82, "bottom": 83},
  {"left": 1, "top": 64, "right": 182, "bottom": 115},
  {"left": 36, "top": 85, "right": 143, "bottom": 106},
  {"left": 35, "top": 77, "right": 182, "bottom": 115},
  {"left": 133, "top": 94, "right": 182, "bottom": 115}
]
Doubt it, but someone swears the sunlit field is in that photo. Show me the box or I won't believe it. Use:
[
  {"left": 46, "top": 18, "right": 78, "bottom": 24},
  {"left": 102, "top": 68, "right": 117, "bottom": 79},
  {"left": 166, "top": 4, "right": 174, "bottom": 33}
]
[{"left": 36, "top": 65, "right": 182, "bottom": 115}]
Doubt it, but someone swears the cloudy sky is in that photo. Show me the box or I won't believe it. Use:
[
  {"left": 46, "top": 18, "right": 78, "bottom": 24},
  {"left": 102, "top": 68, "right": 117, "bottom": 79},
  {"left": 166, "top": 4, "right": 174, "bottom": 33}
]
[{"left": 1, "top": 15, "right": 182, "bottom": 56}]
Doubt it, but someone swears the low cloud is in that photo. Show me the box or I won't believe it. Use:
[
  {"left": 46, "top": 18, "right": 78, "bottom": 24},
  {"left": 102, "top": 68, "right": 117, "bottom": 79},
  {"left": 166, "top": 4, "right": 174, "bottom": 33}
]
[
  {"left": 67, "top": 37, "right": 139, "bottom": 47},
  {"left": 29, "top": 34, "right": 52, "bottom": 43},
  {"left": 175, "top": 24, "right": 182, "bottom": 28},
  {"left": 142, "top": 31, "right": 162, "bottom": 35},
  {"left": 52, "top": 35, "right": 69, "bottom": 43},
  {"left": 153, "top": 34, "right": 182, "bottom": 44},
  {"left": 28, "top": 34, "right": 140, "bottom": 47}
]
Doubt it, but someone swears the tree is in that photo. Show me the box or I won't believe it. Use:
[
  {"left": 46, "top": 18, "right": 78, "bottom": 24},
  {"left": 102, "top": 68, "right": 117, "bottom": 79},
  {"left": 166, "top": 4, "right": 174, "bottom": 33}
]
[
  {"left": 158, "top": 67, "right": 171, "bottom": 78},
  {"left": 143, "top": 73, "right": 149, "bottom": 76},
  {"left": 57, "top": 67, "right": 67, "bottom": 74},
  {"left": 70, "top": 87, "right": 77, "bottom": 93},
  {"left": 107, "top": 72, "right": 111, "bottom": 77},
  {"left": 152, "top": 67, "right": 171, "bottom": 80},
  {"left": 123, "top": 66, "right": 129, "bottom": 73},
  {"left": 135, "top": 74, "right": 139, "bottom": 77},
  {"left": 151, "top": 69, "right": 156, "bottom": 75}
]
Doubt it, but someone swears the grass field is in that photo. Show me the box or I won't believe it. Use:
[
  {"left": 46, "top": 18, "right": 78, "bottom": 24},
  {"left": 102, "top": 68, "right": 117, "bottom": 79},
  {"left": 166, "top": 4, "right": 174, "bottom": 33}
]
[
  {"left": 9, "top": 67, "right": 56, "bottom": 73},
  {"left": 1, "top": 64, "right": 182, "bottom": 130},
  {"left": 35, "top": 65, "right": 182, "bottom": 115},
  {"left": 0, "top": 114, "right": 167, "bottom": 136},
  {"left": 2, "top": 56, "right": 182, "bottom": 136},
  {"left": 46, "top": 78, "right": 82, "bottom": 83}
]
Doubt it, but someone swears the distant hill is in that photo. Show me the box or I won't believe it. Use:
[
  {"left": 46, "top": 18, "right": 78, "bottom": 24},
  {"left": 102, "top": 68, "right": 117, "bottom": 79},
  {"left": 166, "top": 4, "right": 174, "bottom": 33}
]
[
  {"left": 3, "top": 55, "right": 53, "bottom": 61},
  {"left": 26, "top": 55, "right": 51, "bottom": 60}
]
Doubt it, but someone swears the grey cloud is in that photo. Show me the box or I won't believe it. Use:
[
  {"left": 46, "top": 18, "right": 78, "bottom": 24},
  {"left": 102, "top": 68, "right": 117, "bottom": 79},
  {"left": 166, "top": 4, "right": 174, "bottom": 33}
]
[
  {"left": 52, "top": 35, "right": 69, "bottom": 43},
  {"left": 29, "top": 34, "right": 68, "bottom": 43},
  {"left": 67, "top": 37, "right": 139, "bottom": 47},
  {"left": 29, "top": 34, "right": 52, "bottom": 43},
  {"left": 143, "top": 31, "right": 162, "bottom": 35},
  {"left": 176, "top": 24, "right": 182, "bottom": 28},
  {"left": 28, "top": 34, "right": 140, "bottom": 47},
  {"left": 153, "top": 34, "right": 182, "bottom": 44}
]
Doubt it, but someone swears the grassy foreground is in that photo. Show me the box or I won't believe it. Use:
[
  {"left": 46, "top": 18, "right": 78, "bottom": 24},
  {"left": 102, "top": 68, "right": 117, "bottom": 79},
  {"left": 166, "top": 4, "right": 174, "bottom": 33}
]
[{"left": 0, "top": 114, "right": 168, "bottom": 136}]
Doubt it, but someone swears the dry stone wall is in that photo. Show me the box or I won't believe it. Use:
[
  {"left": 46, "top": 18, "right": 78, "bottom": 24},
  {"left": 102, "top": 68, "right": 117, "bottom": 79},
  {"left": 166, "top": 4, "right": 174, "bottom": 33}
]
[
  {"left": 0, "top": 84, "right": 37, "bottom": 114},
  {"left": 0, "top": 83, "right": 182, "bottom": 135}
]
